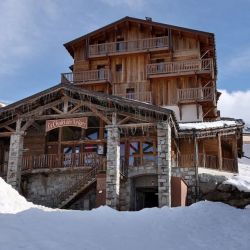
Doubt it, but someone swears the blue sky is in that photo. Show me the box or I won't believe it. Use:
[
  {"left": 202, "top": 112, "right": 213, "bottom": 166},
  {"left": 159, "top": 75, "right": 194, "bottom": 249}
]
[{"left": 0, "top": 0, "right": 250, "bottom": 109}]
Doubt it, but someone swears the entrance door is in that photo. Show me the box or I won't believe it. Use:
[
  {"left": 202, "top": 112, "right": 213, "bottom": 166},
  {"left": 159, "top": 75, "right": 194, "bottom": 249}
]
[{"left": 135, "top": 187, "right": 158, "bottom": 210}]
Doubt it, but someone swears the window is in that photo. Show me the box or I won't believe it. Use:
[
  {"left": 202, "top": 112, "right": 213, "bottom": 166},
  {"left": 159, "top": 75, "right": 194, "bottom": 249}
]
[
  {"left": 116, "top": 37, "right": 125, "bottom": 51},
  {"left": 126, "top": 88, "right": 135, "bottom": 99},
  {"left": 62, "top": 127, "right": 81, "bottom": 141},
  {"left": 97, "top": 65, "right": 106, "bottom": 80},
  {"left": 128, "top": 139, "right": 156, "bottom": 167},
  {"left": 156, "top": 59, "right": 165, "bottom": 73},
  {"left": 116, "top": 64, "right": 122, "bottom": 72},
  {"left": 47, "top": 129, "right": 59, "bottom": 142}
]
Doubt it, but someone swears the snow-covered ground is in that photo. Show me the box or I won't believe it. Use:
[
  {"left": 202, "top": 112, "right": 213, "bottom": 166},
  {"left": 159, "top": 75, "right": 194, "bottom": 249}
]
[{"left": 0, "top": 178, "right": 250, "bottom": 250}]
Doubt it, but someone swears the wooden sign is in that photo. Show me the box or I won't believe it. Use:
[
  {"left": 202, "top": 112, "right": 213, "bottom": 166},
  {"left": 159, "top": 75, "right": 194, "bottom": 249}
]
[{"left": 46, "top": 117, "right": 88, "bottom": 132}]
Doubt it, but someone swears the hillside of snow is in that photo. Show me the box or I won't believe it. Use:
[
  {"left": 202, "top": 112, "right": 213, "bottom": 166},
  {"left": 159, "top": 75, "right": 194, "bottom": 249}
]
[{"left": 0, "top": 178, "right": 250, "bottom": 250}]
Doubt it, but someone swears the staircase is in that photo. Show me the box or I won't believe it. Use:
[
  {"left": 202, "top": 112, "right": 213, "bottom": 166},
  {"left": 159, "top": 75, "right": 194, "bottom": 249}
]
[{"left": 57, "top": 167, "right": 98, "bottom": 208}]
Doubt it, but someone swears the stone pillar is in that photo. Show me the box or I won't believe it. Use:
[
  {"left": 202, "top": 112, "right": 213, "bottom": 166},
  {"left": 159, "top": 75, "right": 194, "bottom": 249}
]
[
  {"left": 105, "top": 125, "right": 120, "bottom": 209},
  {"left": 157, "top": 122, "right": 171, "bottom": 207},
  {"left": 7, "top": 120, "right": 24, "bottom": 191}
]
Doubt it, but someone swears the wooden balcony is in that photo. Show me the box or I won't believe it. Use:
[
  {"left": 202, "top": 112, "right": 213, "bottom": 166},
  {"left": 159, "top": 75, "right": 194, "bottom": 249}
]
[
  {"left": 146, "top": 58, "right": 213, "bottom": 78},
  {"left": 177, "top": 87, "right": 216, "bottom": 103},
  {"left": 173, "top": 154, "right": 237, "bottom": 173},
  {"left": 22, "top": 152, "right": 106, "bottom": 172},
  {"left": 89, "top": 36, "right": 169, "bottom": 57},
  {"left": 115, "top": 91, "right": 152, "bottom": 104},
  {"left": 61, "top": 69, "right": 111, "bottom": 85}
]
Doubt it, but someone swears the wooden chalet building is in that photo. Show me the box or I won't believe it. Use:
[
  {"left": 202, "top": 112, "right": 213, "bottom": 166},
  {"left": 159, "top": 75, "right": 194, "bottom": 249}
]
[{"left": 0, "top": 17, "right": 244, "bottom": 210}]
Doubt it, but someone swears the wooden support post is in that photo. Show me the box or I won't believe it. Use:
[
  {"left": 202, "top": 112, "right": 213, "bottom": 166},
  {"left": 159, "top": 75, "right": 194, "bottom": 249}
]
[
  {"left": 232, "top": 134, "right": 238, "bottom": 172},
  {"left": 194, "top": 134, "right": 199, "bottom": 201},
  {"left": 218, "top": 134, "right": 223, "bottom": 170}
]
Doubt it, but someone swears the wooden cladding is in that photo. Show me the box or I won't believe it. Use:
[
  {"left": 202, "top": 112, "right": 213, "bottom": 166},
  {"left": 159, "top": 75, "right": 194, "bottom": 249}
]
[
  {"left": 147, "top": 58, "right": 213, "bottom": 77},
  {"left": 89, "top": 36, "right": 169, "bottom": 57},
  {"left": 177, "top": 87, "right": 215, "bottom": 103},
  {"left": 115, "top": 91, "right": 152, "bottom": 103},
  {"left": 61, "top": 69, "right": 111, "bottom": 84}
]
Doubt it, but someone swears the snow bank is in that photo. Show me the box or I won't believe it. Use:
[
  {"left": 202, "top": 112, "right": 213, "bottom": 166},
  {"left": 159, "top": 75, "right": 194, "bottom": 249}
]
[
  {"left": 222, "top": 163, "right": 250, "bottom": 192},
  {"left": 224, "top": 175, "right": 250, "bottom": 192},
  {"left": 0, "top": 178, "right": 49, "bottom": 214},
  {"left": 179, "top": 120, "right": 237, "bottom": 130},
  {"left": 0, "top": 177, "right": 250, "bottom": 250}
]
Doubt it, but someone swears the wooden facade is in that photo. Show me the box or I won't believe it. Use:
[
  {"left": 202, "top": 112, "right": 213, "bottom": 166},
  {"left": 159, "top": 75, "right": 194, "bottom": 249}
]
[{"left": 0, "top": 17, "right": 244, "bottom": 210}]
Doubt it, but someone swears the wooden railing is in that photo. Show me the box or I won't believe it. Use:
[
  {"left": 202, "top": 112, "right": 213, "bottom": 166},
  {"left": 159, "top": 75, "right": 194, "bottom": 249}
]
[
  {"left": 177, "top": 87, "right": 215, "bottom": 103},
  {"left": 174, "top": 154, "right": 237, "bottom": 172},
  {"left": 146, "top": 58, "right": 213, "bottom": 76},
  {"left": 223, "top": 158, "right": 237, "bottom": 172},
  {"left": 22, "top": 152, "right": 106, "bottom": 171},
  {"left": 61, "top": 69, "right": 111, "bottom": 84},
  {"left": 115, "top": 91, "right": 152, "bottom": 103},
  {"left": 89, "top": 36, "right": 169, "bottom": 57}
]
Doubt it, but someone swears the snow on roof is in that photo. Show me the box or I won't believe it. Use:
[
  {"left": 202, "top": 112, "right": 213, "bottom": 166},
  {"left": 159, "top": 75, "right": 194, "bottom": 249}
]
[
  {"left": 179, "top": 120, "right": 238, "bottom": 131},
  {"left": 0, "top": 102, "right": 6, "bottom": 108}
]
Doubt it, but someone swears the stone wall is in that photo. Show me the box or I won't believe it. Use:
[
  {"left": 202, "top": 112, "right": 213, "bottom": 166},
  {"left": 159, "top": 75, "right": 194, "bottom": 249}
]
[
  {"left": 199, "top": 173, "right": 250, "bottom": 208},
  {"left": 22, "top": 170, "right": 88, "bottom": 208},
  {"left": 157, "top": 122, "right": 171, "bottom": 207}
]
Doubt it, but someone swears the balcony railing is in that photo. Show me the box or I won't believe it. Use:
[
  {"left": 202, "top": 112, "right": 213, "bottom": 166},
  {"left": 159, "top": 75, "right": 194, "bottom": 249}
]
[
  {"left": 61, "top": 69, "right": 111, "bottom": 84},
  {"left": 173, "top": 154, "right": 237, "bottom": 173},
  {"left": 89, "top": 36, "right": 169, "bottom": 57},
  {"left": 177, "top": 87, "right": 215, "bottom": 103},
  {"left": 115, "top": 91, "right": 152, "bottom": 104},
  {"left": 146, "top": 58, "right": 213, "bottom": 77},
  {"left": 22, "top": 152, "right": 106, "bottom": 171}
]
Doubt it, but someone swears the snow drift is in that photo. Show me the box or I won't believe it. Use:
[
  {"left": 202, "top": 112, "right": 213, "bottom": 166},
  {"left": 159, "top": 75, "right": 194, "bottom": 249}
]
[{"left": 0, "top": 177, "right": 250, "bottom": 250}]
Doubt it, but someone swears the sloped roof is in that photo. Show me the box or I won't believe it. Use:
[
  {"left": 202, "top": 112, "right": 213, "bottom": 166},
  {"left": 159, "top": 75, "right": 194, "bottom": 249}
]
[
  {"left": 0, "top": 83, "right": 177, "bottom": 128},
  {"left": 64, "top": 16, "right": 215, "bottom": 57}
]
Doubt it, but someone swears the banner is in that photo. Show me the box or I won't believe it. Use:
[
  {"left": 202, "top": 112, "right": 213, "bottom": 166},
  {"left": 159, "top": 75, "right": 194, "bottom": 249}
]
[{"left": 46, "top": 117, "right": 88, "bottom": 132}]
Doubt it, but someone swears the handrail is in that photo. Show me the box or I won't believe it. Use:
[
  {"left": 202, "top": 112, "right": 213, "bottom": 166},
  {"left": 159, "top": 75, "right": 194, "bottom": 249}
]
[
  {"left": 61, "top": 69, "right": 111, "bottom": 84},
  {"left": 57, "top": 166, "right": 98, "bottom": 207},
  {"left": 177, "top": 87, "right": 215, "bottom": 102},
  {"left": 147, "top": 58, "right": 213, "bottom": 76},
  {"left": 22, "top": 152, "right": 106, "bottom": 171},
  {"left": 89, "top": 36, "right": 169, "bottom": 57},
  {"left": 115, "top": 91, "right": 152, "bottom": 103},
  {"left": 173, "top": 154, "right": 237, "bottom": 172}
]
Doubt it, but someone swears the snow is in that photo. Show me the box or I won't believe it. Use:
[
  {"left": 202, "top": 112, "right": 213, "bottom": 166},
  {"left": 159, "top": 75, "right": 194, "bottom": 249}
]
[
  {"left": 179, "top": 120, "right": 237, "bottom": 130},
  {"left": 223, "top": 163, "right": 250, "bottom": 192},
  {"left": 0, "top": 178, "right": 50, "bottom": 214},
  {"left": 0, "top": 178, "right": 250, "bottom": 250},
  {"left": 0, "top": 102, "right": 6, "bottom": 108}
]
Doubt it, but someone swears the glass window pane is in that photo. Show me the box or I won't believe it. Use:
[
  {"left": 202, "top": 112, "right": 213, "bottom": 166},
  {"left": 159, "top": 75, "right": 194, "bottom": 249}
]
[{"left": 143, "top": 141, "right": 153, "bottom": 154}]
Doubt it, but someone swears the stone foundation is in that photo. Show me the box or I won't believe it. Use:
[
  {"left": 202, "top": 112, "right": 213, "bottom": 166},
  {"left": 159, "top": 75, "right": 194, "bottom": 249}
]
[{"left": 22, "top": 170, "right": 88, "bottom": 208}]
